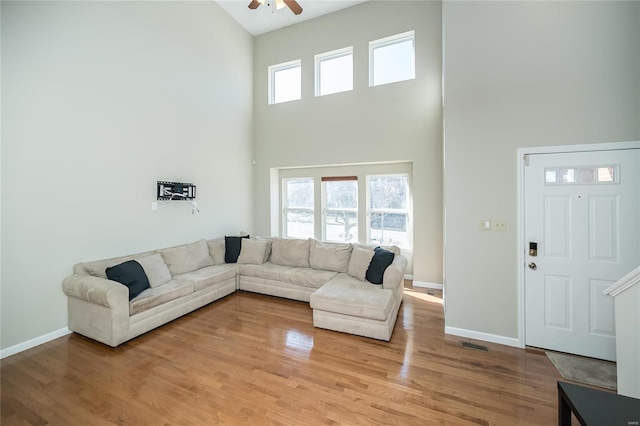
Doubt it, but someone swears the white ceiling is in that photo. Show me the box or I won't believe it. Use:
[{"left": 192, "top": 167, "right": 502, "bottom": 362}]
[{"left": 216, "top": 0, "right": 369, "bottom": 36}]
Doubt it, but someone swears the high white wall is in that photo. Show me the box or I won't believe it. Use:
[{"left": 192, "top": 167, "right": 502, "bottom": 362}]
[
  {"left": 252, "top": 1, "right": 443, "bottom": 284},
  {"left": 443, "top": 1, "right": 640, "bottom": 340},
  {"left": 0, "top": 1, "right": 254, "bottom": 350}
]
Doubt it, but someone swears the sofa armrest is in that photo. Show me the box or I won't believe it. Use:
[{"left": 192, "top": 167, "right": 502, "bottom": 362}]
[
  {"left": 382, "top": 255, "right": 407, "bottom": 291},
  {"left": 62, "top": 274, "right": 128, "bottom": 308}
]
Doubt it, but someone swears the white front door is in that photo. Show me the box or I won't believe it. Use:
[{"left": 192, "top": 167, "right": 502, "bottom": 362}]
[{"left": 524, "top": 149, "right": 640, "bottom": 361}]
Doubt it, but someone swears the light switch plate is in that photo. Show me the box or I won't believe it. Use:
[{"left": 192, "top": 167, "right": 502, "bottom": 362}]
[{"left": 479, "top": 219, "right": 492, "bottom": 231}]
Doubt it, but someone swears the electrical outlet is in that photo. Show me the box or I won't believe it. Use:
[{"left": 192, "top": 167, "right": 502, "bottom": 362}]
[
  {"left": 492, "top": 220, "right": 506, "bottom": 231},
  {"left": 479, "top": 220, "right": 492, "bottom": 231},
  {"left": 151, "top": 202, "right": 158, "bottom": 211}
]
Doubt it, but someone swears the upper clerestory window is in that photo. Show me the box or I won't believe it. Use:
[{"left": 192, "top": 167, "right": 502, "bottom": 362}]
[
  {"left": 269, "top": 59, "right": 301, "bottom": 105},
  {"left": 315, "top": 47, "right": 353, "bottom": 97},
  {"left": 369, "top": 31, "right": 415, "bottom": 87}
]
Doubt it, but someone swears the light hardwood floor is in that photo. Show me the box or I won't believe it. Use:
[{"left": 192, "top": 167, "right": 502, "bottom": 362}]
[{"left": 1, "top": 284, "right": 565, "bottom": 425}]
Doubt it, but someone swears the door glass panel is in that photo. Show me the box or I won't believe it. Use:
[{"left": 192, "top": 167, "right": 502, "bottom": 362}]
[
  {"left": 596, "top": 167, "right": 615, "bottom": 182},
  {"left": 579, "top": 168, "right": 595, "bottom": 183},
  {"left": 544, "top": 165, "right": 618, "bottom": 184}
]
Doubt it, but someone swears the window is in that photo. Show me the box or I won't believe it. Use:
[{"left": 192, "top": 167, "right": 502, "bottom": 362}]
[
  {"left": 369, "top": 31, "right": 415, "bottom": 87},
  {"left": 279, "top": 166, "right": 412, "bottom": 249},
  {"left": 322, "top": 177, "right": 358, "bottom": 243},
  {"left": 268, "top": 60, "right": 301, "bottom": 105},
  {"left": 544, "top": 165, "right": 618, "bottom": 184},
  {"left": 283, "top": 178, "right": 314, "bottom": 239},
  {"left": 315, "top": 47, "right": 353, "bottom": 97},
  {"left": 367, "top": 175, "right": 409, "bottom": 247}
]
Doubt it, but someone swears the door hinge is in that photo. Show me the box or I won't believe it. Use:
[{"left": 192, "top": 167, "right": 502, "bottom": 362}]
[{"left": 523, "top": 154, "right": 530, "bottom": 166}]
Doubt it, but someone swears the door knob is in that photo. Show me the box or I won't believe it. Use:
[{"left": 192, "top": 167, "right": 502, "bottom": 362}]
[{"left": 528, "top": 262, "right": 537, "bottom": 270}]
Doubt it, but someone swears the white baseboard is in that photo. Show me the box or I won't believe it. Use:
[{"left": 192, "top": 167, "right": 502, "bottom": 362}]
[
  {"left": 0, "top": 327, "right": 72, "bottom": 360},
  {"left": 445, "top": 326, "right": 521, "bottom": 348},
  {"left": 404, "top": 274, "right": 413, "bottom": 280},
  {"left": 412, "top": 281, "right": 443, "bottom": 290}
]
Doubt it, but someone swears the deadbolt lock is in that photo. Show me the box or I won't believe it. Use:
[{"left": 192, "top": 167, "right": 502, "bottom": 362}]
[{"left": 529, "top": 242, "right": 538, "bottom": 257}]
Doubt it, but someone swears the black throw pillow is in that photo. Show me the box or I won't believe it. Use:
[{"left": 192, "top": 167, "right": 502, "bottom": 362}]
[
  {"left": 105, "top": 260, "right": 150, "bottom": 301},
  {"left": 225, "top": 235, "right": 250, "bottom": 263},
  {"left": 365, "top": 247, "right": 395, "bottom": 285}
]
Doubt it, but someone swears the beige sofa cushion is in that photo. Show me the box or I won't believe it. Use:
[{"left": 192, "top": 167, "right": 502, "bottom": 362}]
[
  {"left": 237, "top": 262, "right": 293, "bottom": 282},
  {"left": 237, "top": 239, "right": 268, "bottom": 265},
  {"left": 207, "top": 238, "right": 226, "bottom": 265},
  {"left": 137, "top": 253, "right": 172, "bottom": 288},
  {"left": 347, "top": 246, "right": 375, "bottom": 281},
  {"left": 309, "top": 240, "right": 352, "bottom": 273},
  {"left": 129, "top": 280, "right": 194, "bottom": 315},
  {"left": 270, "top": 238, "right": 310, "bottom": 268},
  {"left": 173, "top": 265, "right": 237, "bottom": 292},
  {"left": 159, "top": 240, "right": 214, "bottom": 276},
  {"left": 279, "top": 268, "right": 338, "bottom": 289},
  {"left": 254, "top": 237, "right": 273, "bottom": 263},
  {"left": 310, "top": 275, "right": 395, "bottom": 321}
]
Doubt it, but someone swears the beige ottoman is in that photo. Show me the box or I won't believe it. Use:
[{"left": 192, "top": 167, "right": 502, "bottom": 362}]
[{"left": 310, "top": 276, "right": 398, "bottom": 341}]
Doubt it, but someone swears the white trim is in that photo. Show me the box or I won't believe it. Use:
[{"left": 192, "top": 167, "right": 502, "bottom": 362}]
[
  {"left": 412, "top": 281, "right": 443, "bottom": 290},
  {"left": 518, "top": 141, "right": 639, "bottom": 156},
  {"left": 516, "top": 141, "right": 640, "bottom": 350},
  {"left": 445, "top": 326, "right": 521, "bottom": 348},
  {"left": 604, "top": 265, "right": 640, "bottom": 297},
  {"left": 516, "top": 149, "right": 527, "bottom": 349},
  {"left": 404, "top": 274, "right": 413, "bottom": 280},
  {"left": 0, "top": 328, "right": 72, "bottom": 360}
]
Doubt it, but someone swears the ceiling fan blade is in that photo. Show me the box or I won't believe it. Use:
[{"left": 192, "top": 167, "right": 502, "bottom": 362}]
[
  {"left": 248, "top": 0, "right": 261, "bottom": 10},
  {"left": 283, "top": 0, "right": 303, "bottom": 15}
]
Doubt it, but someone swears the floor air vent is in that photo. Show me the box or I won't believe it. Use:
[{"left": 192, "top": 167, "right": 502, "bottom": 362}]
[{"left": 461, "top": 341, "right": 489, "bottom": 352}]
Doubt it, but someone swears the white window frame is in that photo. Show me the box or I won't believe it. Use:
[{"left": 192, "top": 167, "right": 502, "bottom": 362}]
[
  {"left": 268, "top": 59, "right": 302, "bottom": 105},
  {"left": 366, "top": 174, "right": 411, "bottom": 249},
  {"left": 369, "top": 30, "right": 415, "bottom": 87},
  {"left": 282, "top": 177, "right": 314, "bottom": 239},
  {"left": 314, "top": 46, "right": 353, "bottom": 97},
  {"left": 321, "top": 178, "right": 359, "bottom": 243}
]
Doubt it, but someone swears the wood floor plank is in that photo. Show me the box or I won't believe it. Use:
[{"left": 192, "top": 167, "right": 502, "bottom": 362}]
[{"left": 1, "top": 287, "right": 565, "bottom": 425}]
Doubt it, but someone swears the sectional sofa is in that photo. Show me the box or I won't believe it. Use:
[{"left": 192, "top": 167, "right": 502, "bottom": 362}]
[{"left": 62, "top": 236, "right": 408, "bottom": 347}]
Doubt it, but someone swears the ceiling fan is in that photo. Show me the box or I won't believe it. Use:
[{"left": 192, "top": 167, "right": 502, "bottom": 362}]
[{"left": 248, "top": 0, "right": 303, "bottom": 15}]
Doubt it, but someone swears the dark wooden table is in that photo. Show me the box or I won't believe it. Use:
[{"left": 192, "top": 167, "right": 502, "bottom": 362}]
[{"left": 558, "top": 381, "right": 640, "bottom": 426}]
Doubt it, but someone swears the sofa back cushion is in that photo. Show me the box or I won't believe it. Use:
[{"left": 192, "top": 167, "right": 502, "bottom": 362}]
[
  {"left": 237, "top": 239, "right": 268, "bottom": 265},
  {"left": 207, "top": 237, "right": 226, "bottom": 265},
  {"left": 270, "top": 238, "right": 311, "bottom": 268},
  {"left": 137, "top": 253, "right": 172, "bottom": 288},
  {"left": 347, "top": 245, "right": 375, "bottom": 281},
  {"left": 159, "top": 239, "right": 214, "bottom": 276},
  {"left": 309, "top": 240, "right": 352, "bottom": 273},
  {"left": 254, "top": 237, "right": 273, "bottom": 263}
]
